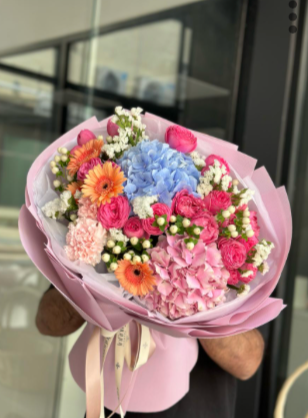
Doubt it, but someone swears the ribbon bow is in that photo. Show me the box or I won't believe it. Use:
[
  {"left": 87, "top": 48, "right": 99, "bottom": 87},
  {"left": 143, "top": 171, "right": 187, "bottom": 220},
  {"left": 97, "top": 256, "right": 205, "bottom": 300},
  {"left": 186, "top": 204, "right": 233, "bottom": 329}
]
[{"left": 86, "top": 322, "right": 155, "bottom": 418}]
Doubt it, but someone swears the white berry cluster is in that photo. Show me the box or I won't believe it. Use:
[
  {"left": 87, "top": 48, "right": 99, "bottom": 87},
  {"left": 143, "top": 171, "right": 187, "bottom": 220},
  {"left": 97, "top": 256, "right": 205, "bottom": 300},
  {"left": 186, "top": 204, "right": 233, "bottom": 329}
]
[
  {"left": 132, "top": 195, "right": 158, "bottom": 219},
  {"left": 49, "top": 147, "right": 73, "bottom": 189},
  {"left": 252, "top": 240, "right": 275, "bottom": 268},
  {"left": 197, "top": 159, "right": 233, "bottom": 197}
]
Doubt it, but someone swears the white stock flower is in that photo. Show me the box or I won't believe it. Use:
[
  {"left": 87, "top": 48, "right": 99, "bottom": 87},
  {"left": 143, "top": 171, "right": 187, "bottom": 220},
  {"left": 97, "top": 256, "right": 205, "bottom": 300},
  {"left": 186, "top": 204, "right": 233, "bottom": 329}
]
[
  {"left": 239, "top": 189, "right": 255, "bottom": 206},
  {"left": 132, "top": 195, "right": 158, "bottom": 219},
  {"left": 59, "top": 190, "right": 73, "bottom": 211},
  {"left": 42, "top": 197, "right": 66, "bottom": 219},
  {"left": 237, "top": 285, "right": 250, "bottom": 298},
  {"left": 108, "top": 228, "right": 129, "bottom": 244}
]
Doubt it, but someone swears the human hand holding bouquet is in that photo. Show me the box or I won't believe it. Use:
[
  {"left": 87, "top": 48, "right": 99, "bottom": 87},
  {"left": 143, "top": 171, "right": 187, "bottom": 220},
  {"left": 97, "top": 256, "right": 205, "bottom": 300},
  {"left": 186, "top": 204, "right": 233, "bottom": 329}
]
[{"left": 19, "top": 107, "right": 291, "bottom": 417}]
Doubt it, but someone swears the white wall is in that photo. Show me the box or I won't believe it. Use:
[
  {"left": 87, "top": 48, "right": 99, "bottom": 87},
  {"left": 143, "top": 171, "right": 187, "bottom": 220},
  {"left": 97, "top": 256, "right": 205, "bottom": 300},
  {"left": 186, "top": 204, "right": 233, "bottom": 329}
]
[{"left": 0, "top": 0, "right": 202, "bottom": 53}]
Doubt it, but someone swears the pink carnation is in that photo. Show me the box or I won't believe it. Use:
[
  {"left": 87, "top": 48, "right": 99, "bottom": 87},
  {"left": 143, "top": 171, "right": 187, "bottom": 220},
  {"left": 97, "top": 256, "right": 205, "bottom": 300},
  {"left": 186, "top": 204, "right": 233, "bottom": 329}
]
[
  {"left": 123, "top": 216, "right": 146, "bottom": 238},
  {"left": 191, "top": 212, "right": 219, "bottom": 245},
  {"left": 203, "top": 191, "right": 232, "bottom": 215},
  {"left": 97, "top": 196, "right": 130, "bottom": 230},
  {"left": 165, "top": 125, "right": 197, "bottom": 153},
  {"left": 171, "top": 189, "right": 206, "bottom": 218},
  {"left": 142, "top": 203, "right": 171, "bottom": 236},
  {"left": 77, "top": 197, "right": 98, "bottom": 220},
  {"left": 77, "top": 158, "right": 103, "bottom": 181},
  {"left": 144, "top": 235, "right": 229, "bottom": 319},
  {"left": 65, "top": 218, "right": 107, "bottom": 266},
  {"left": 201, "top": 154, "right": 230, "bottom": 176},
  {"left": 107, "top": 118, "right": 119, "bottom": 137},
  {"left": 218, "top": 238, "right": 247, "bottom": 270}
]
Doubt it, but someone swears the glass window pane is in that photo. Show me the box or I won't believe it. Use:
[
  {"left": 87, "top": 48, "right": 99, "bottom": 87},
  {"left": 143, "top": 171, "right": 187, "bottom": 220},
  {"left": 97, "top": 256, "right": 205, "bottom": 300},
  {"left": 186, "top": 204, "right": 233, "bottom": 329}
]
[
  {"left": 68, "top": 19, "right": 182, "bottom": 106},
  {"left": 0, "top": 48, "right": 56, "bottom": 77}
]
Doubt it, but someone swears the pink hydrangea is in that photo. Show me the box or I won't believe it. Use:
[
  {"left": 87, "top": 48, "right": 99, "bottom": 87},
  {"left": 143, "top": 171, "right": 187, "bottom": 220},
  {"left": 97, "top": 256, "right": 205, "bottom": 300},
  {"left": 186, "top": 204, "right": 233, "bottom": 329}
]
[
  {"left": 77, "top": 197, "right": 98, "bottom": 220},
  {"left": 65, "top": 218, "right": 107, "bottom": 266},
  {"left": 77, "top": 158, "right": 103, "bottom": 181},
  {"left": 143, "top": 235, "right": 229, "bottom": 319}
]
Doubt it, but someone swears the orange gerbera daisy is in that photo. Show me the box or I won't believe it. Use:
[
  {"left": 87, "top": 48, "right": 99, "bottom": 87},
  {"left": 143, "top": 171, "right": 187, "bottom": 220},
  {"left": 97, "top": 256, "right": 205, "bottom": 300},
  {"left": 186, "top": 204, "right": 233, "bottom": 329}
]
[
  {"left": 82, "top": 162, "right": 126, "bottom": 206},
  {"left": 67, "top": 139, "right": 103, "bottom": 176},
  {"left": 115, "top": 260, "right": 156, "bottom": 296},
  {"left": 67, "top": 181, "right": 83, "bottom": 197}
]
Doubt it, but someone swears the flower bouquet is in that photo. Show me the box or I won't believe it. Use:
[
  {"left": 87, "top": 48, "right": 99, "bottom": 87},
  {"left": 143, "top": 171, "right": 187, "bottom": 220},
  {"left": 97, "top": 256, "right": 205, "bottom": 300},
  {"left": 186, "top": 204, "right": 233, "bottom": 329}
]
[{"left": 19, "top": 107, "right": 291, "bottom": 417}]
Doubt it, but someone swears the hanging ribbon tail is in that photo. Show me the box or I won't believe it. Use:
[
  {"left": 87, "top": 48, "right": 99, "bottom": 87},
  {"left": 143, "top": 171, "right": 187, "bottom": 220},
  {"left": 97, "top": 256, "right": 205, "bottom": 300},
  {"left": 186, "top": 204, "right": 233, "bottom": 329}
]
[{"left": 85, "top": 322, "right": 156, "bottom": 418}]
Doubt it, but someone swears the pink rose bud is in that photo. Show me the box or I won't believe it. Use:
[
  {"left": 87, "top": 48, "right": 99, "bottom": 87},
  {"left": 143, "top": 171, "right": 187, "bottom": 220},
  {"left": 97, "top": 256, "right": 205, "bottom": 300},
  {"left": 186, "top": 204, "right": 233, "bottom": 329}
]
[
  {"left": 77, "top": 129, "right": 96, "bottom": 146},
  {"left": 123, "top": 216, "right": 146, "bottom": 238},
  {"left": 70, "top": 145, "right": 81, "bottom": 155},
  {"left": 165, "top": 125, "right": 197, "bottom": 153},
  {"left": 107, "top": 118, "right": 119, "bottom": 137}
]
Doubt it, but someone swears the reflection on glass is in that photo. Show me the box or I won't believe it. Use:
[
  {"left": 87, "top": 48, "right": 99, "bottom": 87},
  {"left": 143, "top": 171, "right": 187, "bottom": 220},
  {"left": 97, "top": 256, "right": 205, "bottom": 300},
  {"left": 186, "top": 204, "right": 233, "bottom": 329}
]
[
  {"left": 68, "top": 19, "right": 182, "bottom": 105},
  {"left": 0, "top": 48, "right": 56, "bottom": 77}
]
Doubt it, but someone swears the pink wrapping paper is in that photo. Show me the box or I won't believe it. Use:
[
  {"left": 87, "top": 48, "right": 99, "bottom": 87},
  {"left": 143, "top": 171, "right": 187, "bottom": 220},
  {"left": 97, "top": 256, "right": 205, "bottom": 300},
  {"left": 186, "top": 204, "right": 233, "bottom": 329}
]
[{"left": 19, "top": 115, "right": 292, "bottom": 414}]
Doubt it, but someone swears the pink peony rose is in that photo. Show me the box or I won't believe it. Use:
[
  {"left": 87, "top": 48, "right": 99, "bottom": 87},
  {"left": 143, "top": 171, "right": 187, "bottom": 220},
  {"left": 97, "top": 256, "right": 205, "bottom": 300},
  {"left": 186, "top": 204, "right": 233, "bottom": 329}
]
[
  {"left": 107, "top": 118, "right": 119, "bottom": 137},
  {"left": 77, "top": 158, "right": 103, "bottom": 181},
  {"left": 227, "top": 269, "right": 240, "bottom": 285},
  {"left": 218, "top": 238, "right": 247, "bottom": 270},
  {"left": 203, "top": 191, "right": 232, "bottom": 215},
  {"left": 171, "top": 189, "right": 206, "bottom": 218},
  {"left": 249, "top": 211, "right": 260, "bottom": 237},
  {"left": 165, "top": 125, "right": 197, "bottom": 153},
  {"left": 237, "top": 235, "right": 258, "bottom": 252},
  {"left": 238, "top": 263, "right": 257, "bottom": 284},
  {"left": 65, "top": 218, "right": 107, "bottom": 266},
  {"left": 97, "top": 196, "right": 130, "bottom": 229},
  {"left": 144, "top": 236, "right": 228, "bottom": 319},
  {"left": 201, "top": 154, "right": 230, "bottom": 176},
  {"left": 77, "top": 129, "right": 96, "bottom": 146},
  {"left": 142, "top": 203, "right": 171, "bottom": 236},
  {"left": 191, "top": 212, "right": 219, "bottom": 245},
  {"left": 77, "top": 197, "right": 98, "bottom": 220},
  {"left": 123, "top": 216, "right": 146, "bottom": 238}
]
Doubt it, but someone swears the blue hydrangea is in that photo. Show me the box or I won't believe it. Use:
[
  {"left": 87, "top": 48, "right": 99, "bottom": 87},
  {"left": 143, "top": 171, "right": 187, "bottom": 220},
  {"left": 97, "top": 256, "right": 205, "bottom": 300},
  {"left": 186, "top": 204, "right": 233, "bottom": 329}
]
[{"left": 117, "top": 139, "right": 200, "bottom": 206}]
